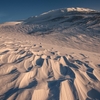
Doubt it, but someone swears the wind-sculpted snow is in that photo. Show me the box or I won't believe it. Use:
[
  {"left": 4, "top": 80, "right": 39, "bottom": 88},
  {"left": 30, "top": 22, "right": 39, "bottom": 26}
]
[
  {"left": 0, "top": 7, "right": 100, "bottom": 100},
  {"left": 0, "top": 36, "right": 100, "bottom": 100}
]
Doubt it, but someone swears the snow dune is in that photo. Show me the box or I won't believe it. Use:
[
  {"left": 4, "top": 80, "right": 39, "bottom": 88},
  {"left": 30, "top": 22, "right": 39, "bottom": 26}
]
[{"left": 0, "top": 34, "right": 100, "bottom": 100}]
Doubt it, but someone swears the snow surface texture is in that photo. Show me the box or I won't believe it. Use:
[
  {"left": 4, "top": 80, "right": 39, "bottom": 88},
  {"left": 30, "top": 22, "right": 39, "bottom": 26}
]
[{"left": 0, "top": 7, "right": 100, "bottom": 100}]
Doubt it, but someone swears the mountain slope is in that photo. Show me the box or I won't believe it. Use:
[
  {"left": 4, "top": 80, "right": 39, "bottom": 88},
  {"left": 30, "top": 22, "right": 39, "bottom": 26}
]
[{"left": 0, "top": 7, "right": 100, "bottom": 53}]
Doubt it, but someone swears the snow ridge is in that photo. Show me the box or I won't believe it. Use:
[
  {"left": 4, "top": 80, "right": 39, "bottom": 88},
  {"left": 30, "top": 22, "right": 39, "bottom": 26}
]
[
  {"left": 40, "top": 7, "right": 96, "bottom": 16},
  {"left": 67, "top": 7, "right": 96, "bottom": 12}
]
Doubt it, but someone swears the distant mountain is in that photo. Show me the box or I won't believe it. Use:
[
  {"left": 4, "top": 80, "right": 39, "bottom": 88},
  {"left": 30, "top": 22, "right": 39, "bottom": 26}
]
[
  {"left": 0, "top": 7, "right": 99, "bottom": 33},
  {"left": 0, "top": 7, "right": 100, "bottom": 52}
]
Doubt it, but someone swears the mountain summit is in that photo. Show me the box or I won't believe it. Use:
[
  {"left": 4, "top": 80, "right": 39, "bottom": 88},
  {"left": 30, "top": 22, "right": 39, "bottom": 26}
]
[
  {"left": 67, "top": 7, "right": 95, "bottom": 12},
  {"left": 40, "top": 7, "right": 96, "bottom": 16},
  {"left": 23, "top": 7, "right": 97, "bottom": 24}
]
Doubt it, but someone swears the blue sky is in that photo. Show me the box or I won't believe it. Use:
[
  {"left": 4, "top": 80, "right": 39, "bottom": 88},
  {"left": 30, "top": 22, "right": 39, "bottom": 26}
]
[{"left": 0, "top": 0, "right": 100, "bottom": 23}]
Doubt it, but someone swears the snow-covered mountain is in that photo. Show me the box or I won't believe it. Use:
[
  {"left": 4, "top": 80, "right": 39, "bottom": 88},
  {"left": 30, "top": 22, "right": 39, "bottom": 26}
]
[
  {"left": 0, "top": 7, "right": 99, "bottom": 33},
  {"left": 23, "top": 7, "right": 96, "bottom": 24},
  {"left": 0, "top": 7, "right": 100, "bottom": 52}
]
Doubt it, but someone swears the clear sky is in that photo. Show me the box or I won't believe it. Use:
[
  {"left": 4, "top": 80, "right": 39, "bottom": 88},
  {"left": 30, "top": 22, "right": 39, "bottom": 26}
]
[{"left": 0, "top": 0, "right": 100, "bottom": 23}]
